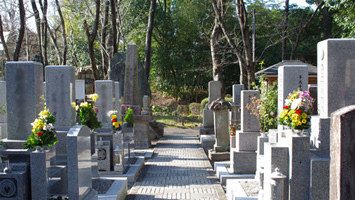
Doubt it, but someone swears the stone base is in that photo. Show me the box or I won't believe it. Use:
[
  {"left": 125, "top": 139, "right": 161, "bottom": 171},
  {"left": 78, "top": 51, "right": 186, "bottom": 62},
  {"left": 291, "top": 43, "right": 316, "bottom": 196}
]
[
  {"left": 2, "top": 139, "right": 26, "bottom": 149},
  {"left": 310, "top": 157, "right": 329, "bottom": 200},
  {"left": 230, "top": 149, "right": 256, "bottom": 174},
  {"left": 235, "top": 131, "right": 260, "bottom": 151},
  {"left": 208, "top": 149, "right": 230, "bottom": 161},
  {"left": 214, "top": 144, "right": 229, "bottom": 152},
  {"left": 134, "top": 120, "right": 151, "bottom": 149},
  {"left": 199, "top": 127, "right": 214, "bottom": 135},
  {"left": 200, "top": 135, "right": 215, "bottom": 149}
]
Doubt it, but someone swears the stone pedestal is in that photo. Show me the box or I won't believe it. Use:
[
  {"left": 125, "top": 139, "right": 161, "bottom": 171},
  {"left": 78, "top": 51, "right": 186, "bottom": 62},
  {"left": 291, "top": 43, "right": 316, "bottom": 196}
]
[
  {"left": 31, "top": 150, "right": 47, "bottom": 200},
  {"left": 213, "top": 109, "right": 230, "bottom": 152},
  {"left": 235, "top": 131, "right": 260, "bottom": 151},
  {"left": 230, "top": 150, "right": 256, "bottom": 174},
  {"left": 97, "top": 140, "right": 111, "bottom": 172},
  {"left": 134, "top": 119, "right": 151, "bottom": 149}
]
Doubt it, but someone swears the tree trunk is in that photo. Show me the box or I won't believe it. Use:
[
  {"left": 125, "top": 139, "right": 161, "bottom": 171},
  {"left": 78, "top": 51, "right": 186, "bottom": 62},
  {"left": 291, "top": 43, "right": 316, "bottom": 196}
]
[
  {"left": 0, "top": 16, "right": 10, "bottom": 61},
  {"left": 144, "top": 0, "right": 157, "bottom": 80},
  {"left": 210, "top": 21, "right": 223, "bottom": 83},
  {"left": 84, "top": 0, "right": 101, "bottom": 80},
  {"left": 111, "top": 0, "right": 117, "bottom": 56},
  {"left": 101, "top": 0, "right": 110, "bottom": 78},
  {"left": 282, "top": 0, "right": 289, "bottom": 60},
  {"left": 55, "top": 0, "right": 67, "bottom": 65},
  {"left": 320, "top": 6, "right": 333, "bottom": 39},
  {"left": 13, "top": 0, "right": 25, "bottom": 61},
  {"left": 39, "top": 0, "right": 49, "bottom": 65},
  {"left": 31, "top": 0, "right": 43, "bottom": 63}
]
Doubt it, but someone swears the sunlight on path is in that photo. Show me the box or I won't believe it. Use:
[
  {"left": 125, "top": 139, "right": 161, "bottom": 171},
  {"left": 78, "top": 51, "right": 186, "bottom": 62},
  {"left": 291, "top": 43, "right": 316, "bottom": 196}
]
[{"left": 127, "top": 128, "right": 226, "bottom": 200}]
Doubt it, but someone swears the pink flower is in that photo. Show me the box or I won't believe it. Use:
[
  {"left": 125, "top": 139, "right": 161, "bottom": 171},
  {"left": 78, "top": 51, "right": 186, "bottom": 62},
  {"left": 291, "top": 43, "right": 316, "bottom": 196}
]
[{"left": 93, "top": 107, "right": 98, "bottom": 114}]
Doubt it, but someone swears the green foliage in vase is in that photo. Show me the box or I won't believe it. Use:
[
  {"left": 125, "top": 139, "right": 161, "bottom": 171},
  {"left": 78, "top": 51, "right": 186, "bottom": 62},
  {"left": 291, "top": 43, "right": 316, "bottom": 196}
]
[{"left": 124, "top": 108, "right": 135, "bottom": 125}]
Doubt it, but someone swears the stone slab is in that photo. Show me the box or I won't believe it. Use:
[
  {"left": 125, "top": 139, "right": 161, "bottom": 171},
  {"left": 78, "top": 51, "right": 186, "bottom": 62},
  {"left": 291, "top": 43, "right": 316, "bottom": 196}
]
[
  {"left": 330, "top": 105, "right": 355, "bottom": 199},
  {"left": 199, "top": 127, "right": 214, "bottom": 135},
  {"left": 75, "top": 80, "right": 85, "bottom": 100},
  {"left": 200, "top": 135, "right": 215, "bottom": 149},
  {"left": 241, "top": 91, "right": 260, "bottom": 132},
  {"left": 67, "top": 125, "right": 95, "bottom": 200},
  {"left": 45, "top": 65, "right": 76, "bottom": 131},
  {"left": 235, "top": 131, "right": 260, "bottom": 151},
  {"left": 230, "top": 150, "right": 256, "bottom": 174},
  {"left": 208, "top": 150, "right": 230, "bottom": 161},
  {"left": 232, "top": 84, "right": 244, "bottom": 105},
  {"left": 209, "top": 81, "right": 222, "bottom": 103},
  {"left": 97, "top": 140, "right": 111, "bottom": 172},
  {"left": 317, "top": 39, "right": 355, "bottom": 118},
  {"left": 310, "top": 116, "right": 330, "bottom": 157},
  {"left": 310, "top": 157, "right": 329, "bottom": 200},
  {"left": 257, "top": 134, "right": 268, "bottom": 155},
  {"left": 287, "top": 134, "right": 310, "bottom": 200},
  {"left": 5, "top": 62, "right": 44, "bottom": 140},
  {"left": 123, "top": 41, "right": 139, "bottom": 106},
  {"left": 0, "top": 170, "right": 29, "bottom": 199},
  {"left": 213, "top": 109, "right": 230, "bottom": 152},
  {"left": 134, "top": 120, "right": 151, "bottom": 149},
  {"left": 202, "top": 109, "right": 214, "bottom": 128},
  {"left": 97, "top": 178, "right": 127, "bottom": 200},
  {"left": 263, "top": 143, "right": 289, "bottom": 200},
  {"left": 95, "top": 80, "right": 114, "bottom": 130},
  {"left": 31, "top": 150, "right": 47, "bottom": 200}
]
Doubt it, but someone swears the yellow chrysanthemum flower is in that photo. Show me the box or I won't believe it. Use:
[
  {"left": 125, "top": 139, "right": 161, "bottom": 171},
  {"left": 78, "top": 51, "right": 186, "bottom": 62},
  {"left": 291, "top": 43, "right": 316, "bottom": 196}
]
[
  {"left": 302, "top": 119, "right": 307, "bottom": 124},
  {"left": 71, "top": 102, "right": 76, "bottom": 108},
  {"left": 91, "top": 93, "right": 99, "bottom": 102},
  {"left": 112, "top": 114, "right": 117, "bottom": 119},
  {"left": 113, "top": 122, "right": 118, "bottom": 127},
  {"left": 301, "top": 113, "right": 307, "bottom": 118}
]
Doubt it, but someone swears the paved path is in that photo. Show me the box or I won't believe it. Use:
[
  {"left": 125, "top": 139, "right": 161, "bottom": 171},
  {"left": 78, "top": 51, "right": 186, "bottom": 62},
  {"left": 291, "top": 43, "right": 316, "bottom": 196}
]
[{"left": 127, "top": 128, "right": 227, "bottom": 200}]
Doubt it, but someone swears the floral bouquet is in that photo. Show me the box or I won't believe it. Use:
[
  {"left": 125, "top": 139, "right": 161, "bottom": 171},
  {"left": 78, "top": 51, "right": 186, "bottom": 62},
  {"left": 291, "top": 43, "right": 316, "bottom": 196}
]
[
  {"left": 24, "top": 109, "right": 58, "bottom": 149},
  {"left": 279, "top": 90, "right": 313, "bottom": 130},
  {"left": 75, "top": 93, "right": 102, "bottom": 130},
  {"left": 108, "top": 110, "right": 122, "bottom": 131}
]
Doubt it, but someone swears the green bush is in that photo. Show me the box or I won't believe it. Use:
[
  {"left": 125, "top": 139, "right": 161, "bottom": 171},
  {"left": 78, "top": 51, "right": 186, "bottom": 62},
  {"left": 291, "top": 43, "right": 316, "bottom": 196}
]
[
  {"left": 189, "top": 103, "right": 201, "bottom": 116},
  {"left": 200, "top": 98, "right": 209, "bottom": 113},
  {"left": 177, "top": 105, "right": 190, "bottom": 116}
]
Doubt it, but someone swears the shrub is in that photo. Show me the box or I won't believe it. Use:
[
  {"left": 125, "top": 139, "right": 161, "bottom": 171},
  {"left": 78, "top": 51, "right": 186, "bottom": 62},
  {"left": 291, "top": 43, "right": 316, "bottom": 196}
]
[
  {"left": 200, "top": 98, "right": 209, "bottom": 113},
  {"left": 124, "top": 108, "right": 135, "bottom": 124},
  {"left": 177, "top": 105, "right": 190, "bottom": 116},
  {"left": 189, "top": 103, "right": 201, "bottom": 116}
]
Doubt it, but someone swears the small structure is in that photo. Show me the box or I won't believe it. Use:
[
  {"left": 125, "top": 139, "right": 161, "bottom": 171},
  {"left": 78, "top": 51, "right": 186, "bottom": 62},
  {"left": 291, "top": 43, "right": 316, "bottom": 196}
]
[{"left": 255, "top": 60, "right": 317, "bottom": 85}]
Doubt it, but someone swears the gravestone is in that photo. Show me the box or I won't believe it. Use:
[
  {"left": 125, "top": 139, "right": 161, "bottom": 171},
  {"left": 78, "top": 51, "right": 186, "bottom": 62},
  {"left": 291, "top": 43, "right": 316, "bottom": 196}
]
[
  {"left": 330, "top": 105, "right": 355, "bottom": 199},
  {"left": 109, "top": 52, "right": 150, "bottom": 107},
  {"left": 277, "top": 65, "right": 308, "bottom": 137},
  {"left": 124, "top": 41, "right": 139, "bottom": 107},
  {"left": 231, "top": 90, "right": 260, "bottom": 174},
  {"left": 317, "top": 39, "right": 355, "bottom": 118},
  {"left": 95, "top": 80, "right": 114, "bottom": 130},
  {"left": 232, "top": 84, "right": 244, "bottom": 106},
  {"left": 200, "top": 81, "right": 222, "bottom": 135},
  {"left": 75, "top": 80, "right": 85, "bottom": 100},
  {"left": 114, "top": 81, "right": 120, "bottom": 114},
  {"left": 5, "top": 62, "right": 44, "bottom": 140},
  {"left": 67, "top": 125, "right": 97, "bottom": 200},
  {"left": 141, "top": 95, "right": 151, "bottom": 115},
  {"left": 45, "top": 66, "right": 76, "bottom": 131},
  {"left": 0, "top": 167, "right": 29, "bottom": 199},
  {"left": 0, "top": 81, "right": 6, "bottom": 139}
]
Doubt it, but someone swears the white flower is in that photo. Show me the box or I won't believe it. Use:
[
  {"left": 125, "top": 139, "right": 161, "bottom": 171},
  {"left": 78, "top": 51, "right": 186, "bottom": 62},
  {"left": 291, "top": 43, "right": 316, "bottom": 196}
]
[
  {"left": 107, "top": 110, "right": 118, "bottom": 117},
  {"left": 285, "top": 99, "right": 292, "bottom": 106},
  {"left": 291, "top": 98, "right": 302, "bottom": 110}
]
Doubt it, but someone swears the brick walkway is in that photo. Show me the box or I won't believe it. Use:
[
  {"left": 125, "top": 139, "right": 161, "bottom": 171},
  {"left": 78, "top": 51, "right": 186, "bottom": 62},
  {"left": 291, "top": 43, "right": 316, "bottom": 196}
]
[{"left": 127, "top": 128, "right": 227, "bottom": 200}]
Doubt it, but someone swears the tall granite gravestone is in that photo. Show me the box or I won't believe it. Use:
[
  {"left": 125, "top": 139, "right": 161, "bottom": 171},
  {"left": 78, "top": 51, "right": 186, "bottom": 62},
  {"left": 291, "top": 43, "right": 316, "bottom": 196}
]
[
  {"left": 67, "top": 125, "right": 97, "bottom": 200},
  {"left": 310, "top": 39, "right": 355, "bottom": 199},
  {"left": 230, "top": 84, "right": 243, "bottom": 127},
  {"left": 95, "top": 80, "right": 114, "bottom": 130},
  {"left": 46, "top": 66, "right": 76, "bottom": 164},
  {"left": 46, "top": 66, "right": 76, "bottom": 131},
  {"left": 114, "top": 81, "right": 120, "bottom": 113},
  {"left": 330, "top": 105, "right": 355, "bottom": 200},
  {"left": 122, "top": 41, "right": 152, "bottom": 149},
  {"left": 5, "top": 62, "right": 44, "bottom": 141},
  {"left": 109, "top": 52, "right": 150, "bottom": 107},
  {"left": 0, "top": 81, "right": 6, "bottom": 139},
  {"left": 231, "top": 90, "right": 260, "bottom": 174},
  {"left": 199, "top": 81, "right": 222, "bottom": 135},
  {"left": 277, "top": 65, "right": 308, "bottom": 139}
]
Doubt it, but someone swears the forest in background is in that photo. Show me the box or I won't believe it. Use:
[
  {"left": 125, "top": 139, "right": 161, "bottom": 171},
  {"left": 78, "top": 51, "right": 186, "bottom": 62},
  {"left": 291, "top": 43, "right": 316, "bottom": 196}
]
[{"left": 0, "top": 0, "right": 353, "bottom": 102}]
